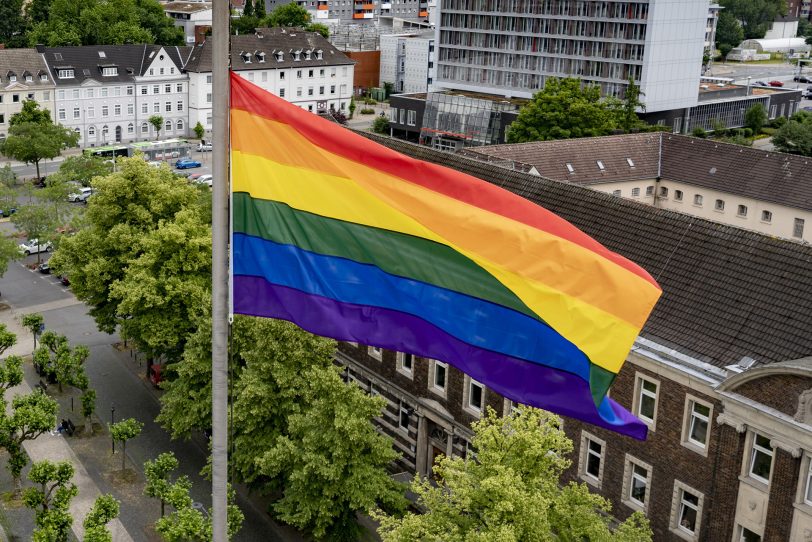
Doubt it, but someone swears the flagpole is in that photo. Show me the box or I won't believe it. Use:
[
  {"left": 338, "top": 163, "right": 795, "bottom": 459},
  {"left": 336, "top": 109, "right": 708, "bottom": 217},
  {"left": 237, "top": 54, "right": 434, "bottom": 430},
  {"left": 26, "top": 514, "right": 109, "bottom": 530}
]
[{"left": 211, "top": 0, "right": 230, "bottom": 538}]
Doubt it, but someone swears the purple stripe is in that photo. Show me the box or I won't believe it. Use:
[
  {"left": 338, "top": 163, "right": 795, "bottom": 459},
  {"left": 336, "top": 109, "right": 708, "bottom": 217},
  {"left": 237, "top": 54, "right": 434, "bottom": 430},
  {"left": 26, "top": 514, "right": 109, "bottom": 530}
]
[{"left": 234, "top": 275, "right": 647, "bottom": 439}]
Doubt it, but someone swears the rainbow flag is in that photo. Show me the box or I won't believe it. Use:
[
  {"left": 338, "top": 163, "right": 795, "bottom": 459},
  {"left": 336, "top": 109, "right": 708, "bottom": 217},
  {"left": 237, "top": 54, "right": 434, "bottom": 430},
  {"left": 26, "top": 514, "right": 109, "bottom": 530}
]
[{"left": 230, "top": 73, "right": 662, "bottom": 439}]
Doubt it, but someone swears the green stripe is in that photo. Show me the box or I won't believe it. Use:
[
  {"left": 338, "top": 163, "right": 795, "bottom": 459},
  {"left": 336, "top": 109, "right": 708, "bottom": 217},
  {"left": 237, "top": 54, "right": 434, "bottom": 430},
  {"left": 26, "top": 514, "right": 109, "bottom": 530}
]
[
  {"left": 590, "top": 365, "right": 615, "bottom": 407},
  {"left": 233, "top": 192, "right": 540, "bottom": 322}
]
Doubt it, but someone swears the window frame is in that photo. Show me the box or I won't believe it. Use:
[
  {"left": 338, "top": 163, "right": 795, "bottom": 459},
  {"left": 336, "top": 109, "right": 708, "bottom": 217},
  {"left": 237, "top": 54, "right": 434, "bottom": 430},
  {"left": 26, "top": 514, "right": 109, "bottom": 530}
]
[
  {"left": 463, "top": 375, "right": 485, "bottom": 417},
  {"left": 761, "top": 210, "right": 772, "bottom": 223},
  {"left": 681, "top": 395, "right": 713, "bottom": 456},
  {"left": 396, "top": 352, "right": 414, "bottom": 378},
  {"left": 367, "top": 345, "right": 383, "bottom": 361},
  {"left": 622, "top": 454, "right": 653, "bottom": 513},
  {"left": 632, "top": 373, "right": 659, "bottom": 431},
  {"left": 578, "top": 431, "right": 605, "bottom": 488},
  {"left": 694, "top": 194, "right": 703, "bottom": 206},
  {"left": 747, "top": 432, "right": 774, "bottom": 485},
  {"left": 428, "top": 359, "right": 448, "bottom": 397},
  {"left": 670, "top": 481, "right": 703, "bottom": 540},
  {"left": 674, "top": 189, "right": 684, "bottom": 201},
  {"left": 631, "top": 187, "right": 640, "bottom": 197},
  {"left": 737, "top": 204, "right": 748, "bottom": 217},
  {"left": 714, "top": 199, "right": 725, "bottom": 212}
]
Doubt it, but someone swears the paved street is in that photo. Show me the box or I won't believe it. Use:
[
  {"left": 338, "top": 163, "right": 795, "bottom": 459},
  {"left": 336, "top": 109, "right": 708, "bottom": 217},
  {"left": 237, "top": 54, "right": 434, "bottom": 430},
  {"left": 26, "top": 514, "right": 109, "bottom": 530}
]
[{"left": 0, "top": 255, "right": 303, "bottom": 541}]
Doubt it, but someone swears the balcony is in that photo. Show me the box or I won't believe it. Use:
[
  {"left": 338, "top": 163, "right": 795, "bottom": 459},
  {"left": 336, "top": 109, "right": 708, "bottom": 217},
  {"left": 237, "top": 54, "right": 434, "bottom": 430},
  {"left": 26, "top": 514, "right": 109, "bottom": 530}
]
[
  {"left": 353, "top": 12, "right": 374, "bottom": 18},
  {"left": 419, "top": 10, "right": 428, "bottom": 16}
]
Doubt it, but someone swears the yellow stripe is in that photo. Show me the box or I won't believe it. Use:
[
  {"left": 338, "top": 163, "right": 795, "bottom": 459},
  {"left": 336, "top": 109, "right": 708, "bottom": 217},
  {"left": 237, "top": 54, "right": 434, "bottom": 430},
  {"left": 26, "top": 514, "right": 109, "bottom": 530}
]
[{"left": 233, "top": 150, "right": 647, "bottom": 373}]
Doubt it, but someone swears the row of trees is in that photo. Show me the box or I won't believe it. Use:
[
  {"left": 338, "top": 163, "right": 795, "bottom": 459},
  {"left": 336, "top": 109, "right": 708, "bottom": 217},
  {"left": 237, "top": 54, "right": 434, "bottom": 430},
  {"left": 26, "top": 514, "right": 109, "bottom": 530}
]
[
  {"left": 0, "top": 0, "right": 184, "bottom": 47},
  {"left": 714, "top": 0, "right": 788, "bottom": 58},
  {"left": 232, "top": 2, "right": 330, "bottom": 38}
]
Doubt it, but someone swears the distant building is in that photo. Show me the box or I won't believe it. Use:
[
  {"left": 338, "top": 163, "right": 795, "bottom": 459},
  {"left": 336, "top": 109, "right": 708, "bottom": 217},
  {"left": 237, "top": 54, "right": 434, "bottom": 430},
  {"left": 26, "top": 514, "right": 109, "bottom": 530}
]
[
  {"left": 270, "top": 0, "right": 430, "bottom": 23},
  {"left": 0, "top": 48, "right": 55, "bottom": 140},
  {"left": 379, "top": 31, "right": 435, "bottom": 94},
  {"left": 163, "top": 2, "right": 212, "bottom": 45},
  {"left": 184, "top": 28, "right": 354, "bottom": 135}
]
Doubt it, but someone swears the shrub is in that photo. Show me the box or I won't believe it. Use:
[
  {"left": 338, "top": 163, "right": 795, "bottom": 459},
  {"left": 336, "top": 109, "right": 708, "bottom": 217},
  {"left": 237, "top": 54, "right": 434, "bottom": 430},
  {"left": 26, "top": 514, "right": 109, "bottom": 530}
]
[
  {"left": 371, "top": 116, "right": 390, "bottom": 134},
  {"left": 770, "top": 116, "right": 788, "bottom": 129},
  {"left": 691, "top": 126, "right": 708, "bottom": 138},
  {"left": 743, "top": 127, "right": 753, "bottom": 138},
  {"left": 359, "top": 108, "right": 376, "bottom": 115},
  {"left": 363, "top": 98, "right": 378, "bottom": 105}
]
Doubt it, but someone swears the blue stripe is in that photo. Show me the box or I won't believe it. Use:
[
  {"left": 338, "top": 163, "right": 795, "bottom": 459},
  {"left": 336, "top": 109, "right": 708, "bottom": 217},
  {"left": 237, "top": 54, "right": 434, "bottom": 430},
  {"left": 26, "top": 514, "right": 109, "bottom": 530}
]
[{"left": 233, "top": 233, "right": 592, "bottom": 382}]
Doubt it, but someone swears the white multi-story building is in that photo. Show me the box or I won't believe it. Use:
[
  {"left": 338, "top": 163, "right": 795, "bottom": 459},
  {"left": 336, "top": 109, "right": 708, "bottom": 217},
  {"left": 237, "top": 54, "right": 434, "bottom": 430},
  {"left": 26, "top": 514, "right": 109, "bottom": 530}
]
[
  {"left": 434, "top": 0, "right": 708, "bottom": 112},
  {"left": 163, "top": 2, "right": 213, "bottom": 45},
  {"left": 0, "top": 48, "right": 55, "bottom": 140},
  {"left": 380, "top": 31, "right": 435, "bottom": 94},
  {"left": 185, "top": 28, "right": 355, "bottom": 134},
  {"left": 42, "top": 45, "right": 191, "bottom": 147}
]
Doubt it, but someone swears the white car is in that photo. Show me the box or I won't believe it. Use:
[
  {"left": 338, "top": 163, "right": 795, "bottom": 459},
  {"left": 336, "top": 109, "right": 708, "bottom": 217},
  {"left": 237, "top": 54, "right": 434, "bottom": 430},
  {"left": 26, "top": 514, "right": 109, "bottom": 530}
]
[
  {"left": 197, "top": 142, "right": 213, "bottom": 152},
  {"left": 19, "top": 239, "right": 52, "bottom": 255},
  {"left": 195, "top": 174, "right": 213, "bottom": 187},
  {"left": 67, "top": 187, "right": 93, "bottom": 203}
]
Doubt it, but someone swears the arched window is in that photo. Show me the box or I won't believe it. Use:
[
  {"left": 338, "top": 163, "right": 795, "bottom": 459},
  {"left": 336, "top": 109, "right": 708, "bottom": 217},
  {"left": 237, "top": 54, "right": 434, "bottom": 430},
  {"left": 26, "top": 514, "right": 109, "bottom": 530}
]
[
  {"left": 141, "top": 123, "right": 149, "bottom": 134},
  {"left": 127, "top": 123, "right": 134, "bottom": 134},
  {"left": 176, "top": 119, "right": 184, "bottom": 131},
  {"left": 165, "top": 119, "right": 172, "bottom": 132},
  {"left": 88, "top": 126, "right": 96, "bottom": 136},
  {"left": 101, "top": 125, "right": 109, "bottom": 139}
]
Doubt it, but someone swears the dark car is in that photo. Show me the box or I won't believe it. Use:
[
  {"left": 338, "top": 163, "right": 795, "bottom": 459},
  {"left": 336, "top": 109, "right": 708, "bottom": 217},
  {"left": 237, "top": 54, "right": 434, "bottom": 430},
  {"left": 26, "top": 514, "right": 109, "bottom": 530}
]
[
  {"left": 175, "top": 158, "right": 202, "bottom": 169},
  {"left": 37, "top": 262, "right": 50, "bottom": 274},
  {"left": 753, "top": 81, "right": 769, "bottom": 87},
  {"left": 0, "top": 207, "right": 16, "bottom": 218},
  {"left": 768, "top": 80, "right": 784, "bottom": 87},
  {"left": 795, "top": 75, "right": 812, "bottom": 83}
]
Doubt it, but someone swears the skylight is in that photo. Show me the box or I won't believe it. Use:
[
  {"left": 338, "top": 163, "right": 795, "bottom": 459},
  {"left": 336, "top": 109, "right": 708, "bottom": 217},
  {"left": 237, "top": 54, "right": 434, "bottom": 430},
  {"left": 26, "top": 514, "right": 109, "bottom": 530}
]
[
  {"left": 626, "top": 158, "right": 635, "bottom": 167},
  {"left": 98, "top": 51, "right": 106, "bottom": 58},
  {"left": 565, "top": 163, "right": 574, "bottom": 173},
  {"left": 596, "top": 160, "right": 605, "bottom": 171}
]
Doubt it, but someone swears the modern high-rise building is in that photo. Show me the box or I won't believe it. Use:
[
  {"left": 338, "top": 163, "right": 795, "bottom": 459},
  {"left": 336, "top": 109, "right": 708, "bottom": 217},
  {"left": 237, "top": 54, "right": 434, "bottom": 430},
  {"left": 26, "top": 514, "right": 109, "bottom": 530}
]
[{"left": 434, "top": 0, "right": 708, "bottom": 112}]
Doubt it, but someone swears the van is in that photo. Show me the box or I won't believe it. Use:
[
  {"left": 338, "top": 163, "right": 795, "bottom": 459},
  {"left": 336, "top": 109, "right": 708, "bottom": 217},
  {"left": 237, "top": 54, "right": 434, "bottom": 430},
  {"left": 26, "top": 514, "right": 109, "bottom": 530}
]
[{"left": 67, "top": 187, "right": 93, "bottom": 203}]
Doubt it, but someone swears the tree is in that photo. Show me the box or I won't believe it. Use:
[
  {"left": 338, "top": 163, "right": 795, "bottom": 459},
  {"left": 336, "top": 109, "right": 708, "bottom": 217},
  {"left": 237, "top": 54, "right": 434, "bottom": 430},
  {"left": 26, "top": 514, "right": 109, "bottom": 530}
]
[
  {"left": 617, "top": 78, "right": 645, "bottom": 133},
  {"left": 231, "top": 15, "right": 261, "bottom": 36},
  {"left": 243, "top": 0, "right": 254, "bottom": 17},
  {"left": 144, "top": 452, "right": 192, "bottom": 518},
  {"left": 25, "top": 0, "right": 53, "bottom": 25},
  {"left": 149, "top": 115, "right": 164, "bottom": 140},
  {"left": 267, "top": 2, "right": 311, "bottom": 28},
  {"left": 258, "top": 364, "right": 407, "bottom": 540},
  {"left": 1, "top": 391, "right": 59, "bottom": 494},
  {"left": 719, "top": 0, "right": 787, "bottom": 40},
  {"left": 375, "top": 407, "right": 652, "bottom": 541},
  {"left": 715, "top": 11, "right": 744, "bottom": 53},
  {"left": 1, "top": 121, "right": 79, "bottom": 180},
  {"left": 83, "top": 494, "right": 120, "bottom": 542},
  {"left": 308, "top": 23, "right": 329, "bottom": 38},
  {"left": 109, "top": 418, "right": 143, "bottom": 471},
  {"left": 254, "top": 0, "right": 266, "bottom": 19},
  {"left": 27, "top": 20, "right": 82, "bottom": 46},
  {"left": 0, "top": 0, "right": 25, "bottom": 46},
  {"left": 773, "top": 119, "right": 812, "bottom": 156},
  {"left": 349, "top": 95, "right": 356, "bottom": 119},
  {"left": 745, "top": 104, "right": 768, "bottom": 134},
  {"left": 12, "top": 204, "right": 57, "bottom": 264},
  {"left": 0, "top": 355, "right": 24, "bottom": 395},
  {"left": 371, "top": 115, "right": 390, "bottom": 134},
  {"left": 81, "top": 389, "right": 96, "bottom": 433},
  {"left": 155, "top": 485, "right": 243, "bottom": 542},
  {"left": 10, "top": 100, "right": 52, "bottom": 127},
  {"left": 22, "top": 313, "right": 45, "bottom": 351},
  {"left": 23, "top": 460, "right": 77, "bottom": 542},
  {"left": 52, "top": 155, "right": 112, "bottom": 187},
  {"left": 35, "top": 330, "right": 90, "bottom": 393},
  {"left": 506, "top": 77, "right": 620, "bottom": 143},
  {"left": 193, "top": 121, "right": 205, "bottom": 140}
]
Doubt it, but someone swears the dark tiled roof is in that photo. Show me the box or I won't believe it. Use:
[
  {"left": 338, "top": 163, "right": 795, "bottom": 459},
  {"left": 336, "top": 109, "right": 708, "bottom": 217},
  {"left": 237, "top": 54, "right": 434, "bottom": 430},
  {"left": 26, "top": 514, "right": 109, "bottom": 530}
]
[
  {"left": 44, "top": 45, "right": 145, "bottom": 85},
  {"left": 0, "top": 48, "right": 52, "bottom": 88},
  {"left": 184, "top": 28, "right": 354, "bottom": 73},
  {"left": 470, "top": 133, "right": 812, "bottom": 212},
  {"left": 360, "top": 132, "right": 812, "bottom": 369},
  {"left": 162, "top": 1, "right": 212, "bottom": 13}
]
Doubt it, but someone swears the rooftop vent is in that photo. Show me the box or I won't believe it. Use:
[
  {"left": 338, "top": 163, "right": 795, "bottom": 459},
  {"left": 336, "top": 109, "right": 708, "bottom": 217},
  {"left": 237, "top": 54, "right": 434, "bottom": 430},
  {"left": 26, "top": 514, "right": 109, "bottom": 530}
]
[
  {"left": 709, "top": 167, "right": 717, "bottom": 174},
  {"left": 98, "top": 51, "right": 106, "bottom": 58},
  {"left": 54, "top": 53, "right": 63, "bottom": 61}
]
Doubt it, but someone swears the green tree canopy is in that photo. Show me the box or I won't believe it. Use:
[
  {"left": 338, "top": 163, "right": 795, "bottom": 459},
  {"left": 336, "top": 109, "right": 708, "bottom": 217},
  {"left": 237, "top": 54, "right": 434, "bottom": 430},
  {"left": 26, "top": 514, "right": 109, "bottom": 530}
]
[
  {"left": 506, "top": 77, "right": 620, "bottom": 143},
  {"left": 1, "top": 391, "right": 59, "bottom": 493},
  {"left": 745, "top": 104, "right": 768, "bottom": 134},
  {"left": 34, "top": 330, "right": 90, "bottom": 393},
  {"left": 83, "top": 494, "right": 120, "bottom": 542},
  {"left": 23, "top": 460, "right": 77, "bottom": 542},
  {"left": 51, "top": 155, "right": 112, "bottom": 187},
  {"left": 715, "top": 11, "right": 744, "bottom": 52},
  {"left": 267, "top": 2, "right": 311, "bottom": 27},
  {"left": 1, "top": 121, "right": 79, "bottom": 180},
  {"left": 254, "top": 0, "right": 266, "bottom": 19},
  {"left": 10, "top": 100, "right": 52, "bottom": 126},
  {"left": 109, "top": 418, "right": 143, "bottom": 470},
  {"left": 375, "top": 407, "right": 652, "bottom": 541},
  {"left": 772, "top": 113, "right": 812, "bottom": 156},
  {"left": 144, "top": 452, "right": 192, "bottom": 518},
  {"left": 243, "top": 0, "right": 254, "bottom": 17},
  {"left": 719, "top": 0, "right": 787, "bottom": 40},
  {"left": 0, "top": 0, "right": 26, "bottom": 47}
]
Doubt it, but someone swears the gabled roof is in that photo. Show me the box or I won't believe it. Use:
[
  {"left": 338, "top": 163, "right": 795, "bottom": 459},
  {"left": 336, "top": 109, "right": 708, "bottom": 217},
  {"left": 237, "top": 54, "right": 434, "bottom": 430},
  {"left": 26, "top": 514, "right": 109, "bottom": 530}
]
[
  {"left": 44, "top": 45, "right": 144, "bottom": 86},
  {"left": 468, "top": 133, "right": 812, "bottom": 212},
  {"left": 0, "top": 48, "right": 52, "bottom": 88},
  {"left": 362, "top": 132, "right": 812, "bottom": 370},
  {"left": 184, "top": 28, "right": 354, "bottom": 73},
  {"left": 138, "top": 45, "right": 194, "bottom": 76}
]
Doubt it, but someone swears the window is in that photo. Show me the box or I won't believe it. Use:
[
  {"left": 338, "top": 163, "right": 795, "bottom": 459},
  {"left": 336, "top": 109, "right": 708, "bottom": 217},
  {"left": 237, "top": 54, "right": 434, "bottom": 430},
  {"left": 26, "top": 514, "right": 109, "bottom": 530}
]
[
  {"left": 738, "top": 526, "right": 761, "bottom": 542},
  {"left": 319, "top": 69, "right": 325, "bottom": 76},
  {"left": 297, "top": 70, "right": 302, "bottom": 79},
  {"left": 671, "top": 482, "right": 703, "bottom": 539},
  {"left": 141, "top": 103, "right": 148, "bottom": 114},
  {"left": 102, "top": 67, "right": 117, "bottom": 76},
  {"left": 176, "top": 119, "right": 183, "bottom": 131},
  {"left": 160, "top": 68, "right": 165, "bottom": 75},
  {"left": 622, "top": 456, "right": 652, "bottom": 512},
  {"left": 737, "top": 204, "right": 748, "bottom": 217},
  {"left": 296, "top": 87, "right": 302, "bottom": 97},
  {"left": 682, "top": 397, "right": 712, "bottom": 453},
  {"left": 88, "top": 126, "right": 95, "bottom": 137},
  {"left": 398, "top": 401, "right": 411, "bottom": 430},
  {"left": 794, "top": 218, "right": 805, "bottom": 238},
  {"left": 127, "top": 123, "right": 134, "bottom": 134},
  {"left": 177, "top": 101, "right": 183, "bottom": 111},
  {"left": 127, "top": 86, "right": 134, "bottom": 95},
  {"left": 153, "top": 102, "right": 160, "bottom": 113},
  {"left": 176, "top": 83, "right": 183, "bottom": 93},
  {"left": 141, "top": 86, "right": 148, "bottom": 95},
  {"left": 407, "top": 110, "right": 416, "bottom": 126},
  {"left": 367, "top": 345, "right": 383, "bottom": 361},
  {"left": 43, "top": 91, "right": 49, "bottom": 101},
  {"left": 279, "top": 88, "right": 286, "bottom": 98},
  {"left": 330, "top": 85, "right": 335, "bottom": 94},
  {"left": 659, "top": 186, "right": 668, "bottom": 198},
  {"left": 464, "top": 376, "right": 484, "bottom": 415},
  {"left": 165, "top": 84, "right": 171, "bottom": 93},
  {"left": 694, "top": 194, "right": 704, "bottom": 206},
  {"left": 87, "top": 107, "right": 95, "bottom": 119},
  {"left": 749, "top": 433, "right": 774, "bottom": 483},
  {"left": 565, "top": 163, "right": 574, "bottom": 173},
  {"left": 114, "top": 86, "right": 120, "bottom": 97},
  {"left": 674, "top": 189, "right": 683, "bottom": 201},
  {"left": 57, "top": 90, "right": 65, "bottom": 100},
  {"left": 206, "top": 75, "right": 212, "bottom": 84},
  {"left": 579, "top": 432, "right": 605, "bottom": 486},
  {"left": 40, "top": 73, "right": 48, "bottom": 82},
  {"left": 612, "top": 189, "right": 621, "bottom": 197},
  {"left": 645, "top": 186, "right": 654, "bottom": 196},
  {"left": 0, "top": 114, "right": 4, "bottom": 124},
  {"left": 164, "top": 120, "right": 172, "bottom": 132},
  {"left": 399, "top": 109, "right": 405, "bottom": 124},
  {"left": 12, "top": 94, "right": 19, "bottom": 103},
  {"left": 114, "top": 104, "right": 121, "bottom": 116},
  {"left": 761, "top": 210, "right": 772, "bottom": 223},
  {"left": 631, "top": 187, "right": 640, "bottom": 197},
  {"left": 308, "top": 69, "right": 314, "bottom": 78},
  {"left": 153, "top": 85, "right": 159, "bottom": 94},
  {"left": 396, "top": 352, "right": 413, "bottom": 377},
  {"left": 141, "top": 122, "right": 149, "bottom": 134},
  {"left": 100, "top": 88, "right": 108, "bottom": 97},
  {"left": 126, "top": 103, "right": 133, "bottom": 115},
  {"left": 714, "top": 199, "right": 725, "bottom": 211},
  {"left": 206, "top": 93, "right": 212, "bottom": 103},
  {"left": 633, "top": 375, "right": 659, "bottom": 429},
  {"left": 319, "top": 86, "right": 325, "bottom": 95},
  {"left": 429, "top": 359, "right": 447, "bottom": 396},
  {"left": 86, "top": 89, "right": 95, "bottom": 98},
  {"left": 308, "top": 87, "right": 314, "bottom": 96},
  {"left": 73, "top": 107, "right": 80, "bottom": 119},
  {"left": 58, "top": 69, "right": 74, "bottom": 79},
  {"left": 596, "top": 160, "right": 605, "bottom": 171},
  {"left": 165, "top": 102, "right": 171, "bottom": 112}
]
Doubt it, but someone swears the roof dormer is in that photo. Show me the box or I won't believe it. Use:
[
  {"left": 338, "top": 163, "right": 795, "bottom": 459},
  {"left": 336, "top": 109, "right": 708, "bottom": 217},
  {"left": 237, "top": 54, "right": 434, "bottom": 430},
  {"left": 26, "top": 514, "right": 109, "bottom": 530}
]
[
  {"left": 256, "top": 51, "right": 266, "bottom": 63},
  {"left": 305, "top": 50, "right": 312, "bottom": 60},
  {"left": 6, "top": 71, "right": 16, "bottom": 83},
  {"left": 275, "top": 50, "right": 284, "bottom": 62},
  {"left": 316, "top": 49, "right": 323, "bottom": 60},
  {"left": 240, "top": 51, "right": 252, "bottom": 64}
]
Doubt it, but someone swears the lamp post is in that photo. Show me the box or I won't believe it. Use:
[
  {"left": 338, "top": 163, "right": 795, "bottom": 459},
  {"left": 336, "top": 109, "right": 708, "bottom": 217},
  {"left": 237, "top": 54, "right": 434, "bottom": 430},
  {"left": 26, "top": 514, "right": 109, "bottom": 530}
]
[
  {"left": 111, "top": 404, "right": 116, "bottom": 453},
  {"left": 746, "top": 76, "right": 752, "bottom": 96}
]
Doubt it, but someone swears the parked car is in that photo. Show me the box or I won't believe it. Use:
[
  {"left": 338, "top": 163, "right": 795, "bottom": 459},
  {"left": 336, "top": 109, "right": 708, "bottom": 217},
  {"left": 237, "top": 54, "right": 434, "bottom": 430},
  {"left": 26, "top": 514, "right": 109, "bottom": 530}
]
[
  {"left": 147, "top": 161, "right": 163, "bottom": 168},
  {"left": 768, "top": 80, "right": 784, "bottom": 87},
  {"left": 19, "top": 239, "right": 52, "bottom": 255},
  {"left": 175, "top": 158, "right": 202, "bottom": 169},
  {"left": 753, "top": 81, "right": 769, "bottom": 87},
  {"left": 195, "top": 174, "right": 213, "bottom": 187},
  {"left": 187, "top": 173, "right": 203, "bottom": 180},
  {"left": 795, "top": 75, "right": 812, "bottom": 83},
  {"left": 67, "top": 187, "right": 93, "bottom": 203},
  {"left": 37, "top": 262, "right": 50, "bottom": 274},
  {"left": 197, "top": 142, "right": 213, "bottom": 152},
  {"left": 0, "top": 206, "right": 17, "bottom": 218}
]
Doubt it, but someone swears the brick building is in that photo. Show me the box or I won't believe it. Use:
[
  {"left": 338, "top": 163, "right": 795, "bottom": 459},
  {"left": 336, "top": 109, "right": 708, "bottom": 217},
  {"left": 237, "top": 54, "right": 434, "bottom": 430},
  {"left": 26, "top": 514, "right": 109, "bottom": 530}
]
[{"left": 334, "top": 133, "right": 812, "bottom": 542}]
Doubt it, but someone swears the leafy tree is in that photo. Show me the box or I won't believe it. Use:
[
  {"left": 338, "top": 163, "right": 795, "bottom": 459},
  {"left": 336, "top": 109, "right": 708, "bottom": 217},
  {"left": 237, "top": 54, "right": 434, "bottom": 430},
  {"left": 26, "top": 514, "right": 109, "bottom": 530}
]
[
  {"left": 258, "top": 364, "right": 406, "bottom": 540},
  {"left": 308, "top": 22, "right": 329, "bottom": 38},
  {"left": 617, "top": 78, "right": 645, "bottom": 133},
  {"left": 375, "top": 407, "right": 652, "bottom": 541},
  {"left": 506, "top": 77, "right": 619, "bottom": 142},
  {"left": 692, "top": 126, "right": 708, "bottom": 138},
  {"left": 22, "top": 313, "right": 45, "bottom": 351},
  {"left": 35, "top": 330, "right": 90, "bottom": 393},
  {"left": 745, "top": 104, "right": 768, "bottom": 135},
  {"left": 23, "top": 460, "right": 77, "bottom": 542},
  {"left": 243, "top": 0, "right": 254, "bottom": 17},
  {"left": 83, "top": 494, "right": 120, "bottom": 542},
  {"left": 719, "top": 0, "right": 787, "bottom": 40},
  {"left": 26, "top": 0, "right": 53, "bottom": 24},
  {"left": 254, "top": 0, "right": 266, "bottom": 19},
  {"left": 267, "top": 2, "right": 311, "bottom": 28},
  {"left": 371, "top": 115, "right": 390, "bottom": 134},
  {"left": 81, "top": 388, "right": 96, "bottom": 432},
  {"left": 10, "top": 100, "right": 52, "bottom": 127},
  {"left": 0, "top": 0, "right": 25, "bottom": 46},
  {"left": 349, "top": 95, "right": 356, "bottom": 119},
  {"left": 1, "top": 121, "right": 79, "bottom": 180},
  {"left": 149, "top": 115, "right": 164, "bottom": 140},
  {"left": 109, "top": 418, "right": 143, "bottom": 471},
  {"left": 155, "top": 485, "right": 243, "bottom": 542},
  {"left": 715, "top": 11, "right": 744, "bottom": 53},
  {"left": 193, "top": 122, "right": 205, "bottom": 140},
  {"left": 773, "top": 118, "right": 812, "bottom": 155},
  {"left": 0, "top": 355, "right": 24, "bottom": 395},
  {"left": 144, "top": 452, "right": 192, "bottom": 517},
  {"left": 719, "top": 43, "right": 734, "bottom": 60},
  {"left": 52, "top": 155, "right": 112, "bottom": 188},
  {"left": 1, "top": 391, "right": 59, "bottom": 494},
  {"left": 231, "top": 15, "right": 261, "bottom": 36},
  {"left": 27, "top": 20, "right": 82, "bottom": 46},
  {"left": 12, "top": 204, "right": 57, "bottom": 263}
]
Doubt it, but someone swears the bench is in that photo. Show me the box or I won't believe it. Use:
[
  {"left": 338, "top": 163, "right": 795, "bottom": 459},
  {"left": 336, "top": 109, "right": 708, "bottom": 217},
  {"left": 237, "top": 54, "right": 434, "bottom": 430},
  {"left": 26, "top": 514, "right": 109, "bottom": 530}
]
[
  {"left": 61, "top": 419, "right": 76, "bottom": 437},
  {"left": 37, "top": 380, "right": 48, "bottom": 392}
]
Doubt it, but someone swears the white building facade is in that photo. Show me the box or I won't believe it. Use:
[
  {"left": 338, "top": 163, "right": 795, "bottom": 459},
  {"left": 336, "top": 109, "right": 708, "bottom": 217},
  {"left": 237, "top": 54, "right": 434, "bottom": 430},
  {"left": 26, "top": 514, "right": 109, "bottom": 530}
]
[
  {"left": 133, "top": 46, "right": 191, "bottom": 141},
  {"left": 0, "top": 48, "right": 55, "bottom": 140},
  {"left": 380, "top": 31, "right": 435, "bottom": 94},
  {"left": 185, "top": 28, "right": 355, "bottom": 135},
  {"left": 163, "top": 2, "right": 212, "bottom": 45},
  {"left": 434, "top": 0, "right": 708, "bottom": 112}
]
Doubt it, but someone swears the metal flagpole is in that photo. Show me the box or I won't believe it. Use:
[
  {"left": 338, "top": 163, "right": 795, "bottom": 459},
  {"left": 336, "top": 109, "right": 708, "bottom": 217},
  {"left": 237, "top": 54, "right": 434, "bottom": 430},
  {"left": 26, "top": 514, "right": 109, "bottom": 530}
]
[{"left": 211, "top": 0, "right": 230, "bottom": 538}]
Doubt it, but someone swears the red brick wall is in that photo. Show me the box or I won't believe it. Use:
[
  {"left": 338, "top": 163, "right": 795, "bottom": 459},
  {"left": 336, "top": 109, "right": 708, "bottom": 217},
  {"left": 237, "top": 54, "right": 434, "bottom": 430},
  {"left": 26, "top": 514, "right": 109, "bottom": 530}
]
[
  {"left": 705, "top": 424, "right": 745, "bottom": 541},
  {"left": 764, "top": 448, "right": 801, "bottom": 542},
  {"left": 734, "top": 374, "right": 812, "bottom": 417},
  {"left": 344, "top": 50, "right": 380, "bottom": 91}
]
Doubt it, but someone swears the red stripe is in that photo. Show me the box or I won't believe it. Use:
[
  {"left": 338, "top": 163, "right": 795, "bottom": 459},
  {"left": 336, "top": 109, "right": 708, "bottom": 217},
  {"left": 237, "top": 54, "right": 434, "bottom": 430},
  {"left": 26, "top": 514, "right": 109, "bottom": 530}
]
[{"left": 230, "top": 72, "right": 659, "bottom": 288}]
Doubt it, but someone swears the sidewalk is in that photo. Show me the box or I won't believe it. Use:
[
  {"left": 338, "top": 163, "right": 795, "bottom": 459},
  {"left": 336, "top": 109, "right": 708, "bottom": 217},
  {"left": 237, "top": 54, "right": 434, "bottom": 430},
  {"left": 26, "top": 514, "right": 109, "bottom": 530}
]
[
  {"left": 2, "top": 147, "right": 83, "bottom": 171},
  {"left": 0, "top": 304, "right": 134, "bottom": 541}
]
